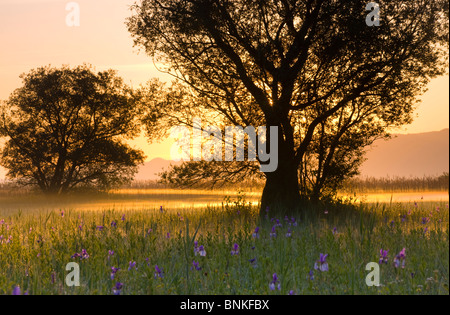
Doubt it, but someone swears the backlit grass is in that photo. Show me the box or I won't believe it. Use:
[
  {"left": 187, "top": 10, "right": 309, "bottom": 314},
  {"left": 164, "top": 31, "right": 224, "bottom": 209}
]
[{"left": 0, "top": 196, "right": 448, "bottom": 295}]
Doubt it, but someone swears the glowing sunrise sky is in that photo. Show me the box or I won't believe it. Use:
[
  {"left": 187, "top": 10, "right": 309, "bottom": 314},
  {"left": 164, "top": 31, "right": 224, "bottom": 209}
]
[{"left": 0, "top": 0, "right": 448, "bottom": 166}]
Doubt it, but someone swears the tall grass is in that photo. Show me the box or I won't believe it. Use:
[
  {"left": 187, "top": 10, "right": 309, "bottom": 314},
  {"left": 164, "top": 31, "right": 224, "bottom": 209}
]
[{"left": 0, "top": 195, "right": 448, "bottom": 295}]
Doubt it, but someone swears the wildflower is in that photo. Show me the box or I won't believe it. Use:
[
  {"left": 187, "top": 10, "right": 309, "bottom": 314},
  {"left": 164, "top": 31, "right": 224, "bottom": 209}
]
[
  {"left": 308, "top": 270, "right": 314, "bottom": 281},
  {"left": 379, "top": 249, "right": 389, "bottom": 264},
  {"left": 147, "top": 228, "right": 153, "bottom": 235},
  {"left": 269, "top": 273, "right": 281, "bottom": 291},
  {"left": 72, "top": 249, "right": 89, "bottom": 260},
  {"left": 113, "top": 282, "right": 123, "bottom": 295},
  {"left": 51, "top": 272, "right": 56, "bottom": 284},
  {"left": 12, "top": 286, "right": 21, "bottom": 295},
  {"left": 166, "top": 232, "right": 170, "bottom": 239},
  {"left": 78, "top": 224, "right": 83, "bottom": 231},
  {"left": 288, "top": 290, "right": 295, "bottom": 295},
  {"left": 198, "top": 245, "right": 206, "bottom": 257},
  {"left": 269, "top": 226, "right": 277, "bottom": 238},
  {"left": 194, "top": 241, "right": 199, "bottom": 255},
  {"left": 314, "top": 254, "right": 329, "bottom": 272},
  {"left": 192, "top": 261, "right": 202, "bottom": 271},
  {"left": 423, "top": 227, "right": 428, "bottom": 234},
  {"left": 275, "top": 219, "right": 282, "bottom": 227},
  {"left": 60, "top": 210, "right": 64, "bottom": 217},
  {"left": 389, "top": 220, "right": 395, "bottom": 228},
  {"left": 110, "top": 267, "right": 120, "bottom": 280},
  {"left": 324, "top": 209, "right": 329, "bottom": 215},
  {"left": 291, "top": 217, "right": 298, "bottom": 226},
  {"left": 421, "top": 217, "right": 430, "bottom": 225},
  {"left": 128, "top": 261, "right": 137, "bottom": 271},
  {"left": 285, "top": 229, "right": 292, "bottom": 237},
  {"left": 332, "top": 227, "right": 338, "bottom": 235},
  {"left": 154, "top": 265, "right": 164, "bottom": 279},
  {"left": 231, "top": 243, "right": 239, "bottom": 255},
  {"left": 96, "top": 226, "right": 104, "bottom": 231},
  {"left": 400, "top": 215, "right": 407, "bottom": 223},
  {"left": 252, "top": 227, "right": 260, "bottom": 238},
  {"left": 108, "top": 250, "right": 114, "bottom": 258},
  {"left": 249, "top": 258, "right": 257, "bottom": 268},
  {"left": 0, "top": 219, "right": 4, "bottom": 225},
  {"left": 160, "top": 206, "right": 164, "bottom": 213},
  {"left": 111, "top": 221, "right": 117, "bottom": 228},
  {"left": 121, "top": 214, "right": 126, "bottom": 222},
  {"left": 81, "top": 249, "right": 89, "bottom": 259},
  {"left": 393, "top": 248, "right": 406, "bottom": 269}
]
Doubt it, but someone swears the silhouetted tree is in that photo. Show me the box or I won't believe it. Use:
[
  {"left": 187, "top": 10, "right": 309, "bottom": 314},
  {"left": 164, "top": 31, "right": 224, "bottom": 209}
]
[
  {"left": 0, "top": 65, "right": 145, "bottom": 194},
  {"left": 128, "top": 0, "right": 448, "bottom": 214}
]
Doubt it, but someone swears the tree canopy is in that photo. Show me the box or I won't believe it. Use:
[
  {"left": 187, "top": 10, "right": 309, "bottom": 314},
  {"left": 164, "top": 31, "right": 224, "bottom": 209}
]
[
  {"left": 128, "top": 0, "right": 448, "bottom": 213},
  {"left": 0, "top": 65, "right": 145, "bottom": 193}
]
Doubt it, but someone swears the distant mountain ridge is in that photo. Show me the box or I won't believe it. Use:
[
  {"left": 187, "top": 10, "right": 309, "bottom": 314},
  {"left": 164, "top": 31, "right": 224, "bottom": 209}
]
[
  {"left": 134, "top": 129, "right": 449, "bottom": 180},
  {"left": 359, "top": 128, "right": 449, "bottom": 178}
]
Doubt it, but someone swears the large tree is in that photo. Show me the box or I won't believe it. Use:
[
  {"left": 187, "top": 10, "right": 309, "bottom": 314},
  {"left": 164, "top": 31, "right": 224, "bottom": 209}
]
[
  {"left": 127, "top": 0, "right": 448, "bottom": 214},
  {"left": 0, "top": 65, "right": 145, "bottom": 194}
]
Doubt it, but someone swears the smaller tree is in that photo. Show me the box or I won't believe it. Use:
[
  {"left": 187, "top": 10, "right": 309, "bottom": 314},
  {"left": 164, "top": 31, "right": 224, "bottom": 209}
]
[{"left": 0, "top": 65, "right": 145, "bottom": 193}]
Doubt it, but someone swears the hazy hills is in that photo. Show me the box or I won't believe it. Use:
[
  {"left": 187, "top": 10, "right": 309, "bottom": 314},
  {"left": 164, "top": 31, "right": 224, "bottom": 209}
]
[
  {"left": 359, "top": 128, "right": 449, "bottom": 178},
  {"left": 134, "top": 129, "right": 449, "bottom": 180}
]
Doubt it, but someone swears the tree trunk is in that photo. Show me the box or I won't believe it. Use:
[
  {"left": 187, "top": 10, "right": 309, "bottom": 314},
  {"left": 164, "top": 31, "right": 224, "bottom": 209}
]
[{"left": 260, "top": 158, "right": 303, "bottom": 216}]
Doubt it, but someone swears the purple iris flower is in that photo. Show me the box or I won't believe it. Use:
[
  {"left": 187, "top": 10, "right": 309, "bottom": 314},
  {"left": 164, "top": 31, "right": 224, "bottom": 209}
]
[
  {"left": 308, "top": 270, "right": 314, "bottom": 281},
  {"left": 249, "top": 258, "right": 257, "bottom": 268},
  {"left": 314, "top": 254, "right": 329, "bottom": 272},
  {"left": 113, "top": 282, "right": 123, "bottom": 295},
  {"left": 252, "top": 227, "right": 260, "bottom": 238},
  {"left": 198, "top": 245, "right": 206, "bottom": 257},
  {"left": 270, "top": 226, "right": 277, "bottom": 238},
  {"left": 332, "top": 227, "right": 338, "bottom": 235},
  {"left": 192, "top": 261, "right": 202, "bottom": 271},
  {"left": 379, "top": 249, "right": 389, "bottom": 264},
  {"left": 111, "top": 221, "right": 117, "bottom": 228},
  {"left": 154, "top": 265, "right": 164, "bottom": 279},
  {"left": 96, "top": 226, "right": 104, "bottom": 231},
  {"left": 72, "top": 249, "right": 89, "bottom": 260},
  {"left": 108, "top": 250, "right": 114, "bottom": 258},
  {"left": 121, "top": 214, "right": 126, "bottom": 222},
  {"left": 12, "top": 286, "right": 21, "bottom": 295},
  {"left": 269, "top": 273, "right": 281, "bottom": 291},
  {"left": 128, "top": 261, "right": 137, "bottom": 271},
  {"left": 393, "top": 248, "right": 406, "bottom": 268},
  {"left": 160, "top": 206, "right": 164, "bottom": 213},
  {"left": 81, "top": 249, "right": 89, "bottom": 259},
  {"left": 111, "top": 267, "right": 120, "bottom": 280},
  {"left": 291, "top": 217, "right": 298, "bottom": 226},
  {"left": 285, "top": 229, "right": 292, "bottom": 237},
  {"left": 231, "top": 243, "right": 239, "bottom": 255},
  {"left": 421, "top": 217, "right": 430, "bottom": 224}
]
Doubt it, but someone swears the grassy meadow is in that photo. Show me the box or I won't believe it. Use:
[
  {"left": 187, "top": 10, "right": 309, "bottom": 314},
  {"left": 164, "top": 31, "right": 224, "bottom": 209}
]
[{"left": 0, "top": 188, "right": 448, "bottom": 295}]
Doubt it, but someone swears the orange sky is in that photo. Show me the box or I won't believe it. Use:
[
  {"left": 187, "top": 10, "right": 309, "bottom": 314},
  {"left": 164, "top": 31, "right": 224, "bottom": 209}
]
[{"left": 0, "top": 0, "right": 448, "bottom": 165}]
